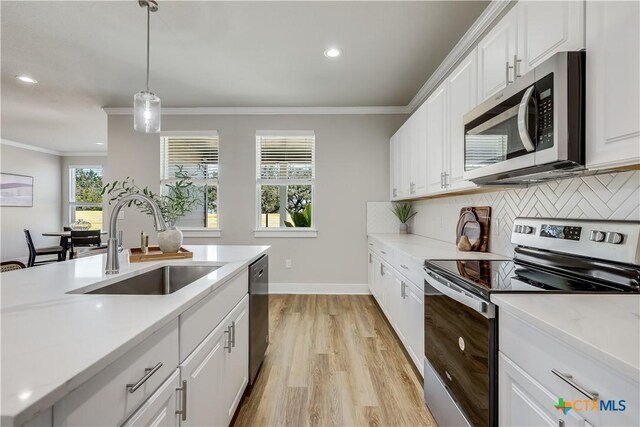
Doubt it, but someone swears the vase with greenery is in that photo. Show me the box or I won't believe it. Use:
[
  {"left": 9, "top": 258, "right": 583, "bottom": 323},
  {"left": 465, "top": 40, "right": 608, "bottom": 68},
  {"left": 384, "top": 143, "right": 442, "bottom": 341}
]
[
  {"left": 101, "top": 166, "right": 201, "bottom": 252},
  {"left": 391, "top": 203, "right": 417, "bottom": 234}
]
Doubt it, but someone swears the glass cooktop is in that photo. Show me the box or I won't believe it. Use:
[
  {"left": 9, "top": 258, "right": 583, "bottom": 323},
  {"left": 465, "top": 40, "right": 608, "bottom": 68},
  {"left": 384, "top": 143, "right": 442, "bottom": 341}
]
[{"left": 425, "top": 258, "right": 639, "bottom": 299}]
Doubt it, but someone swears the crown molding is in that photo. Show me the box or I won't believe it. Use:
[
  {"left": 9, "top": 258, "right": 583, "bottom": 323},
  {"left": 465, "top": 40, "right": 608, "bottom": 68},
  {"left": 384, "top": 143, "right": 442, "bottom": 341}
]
[
  {"left": 0, "top": 139, "right": 62, "bottom": 156},
  {"left": 406, "top": 0, "right": 513, "bottom": 112},
  {"left": 102, "top": 105, "right": 410, "bottom": 116}
]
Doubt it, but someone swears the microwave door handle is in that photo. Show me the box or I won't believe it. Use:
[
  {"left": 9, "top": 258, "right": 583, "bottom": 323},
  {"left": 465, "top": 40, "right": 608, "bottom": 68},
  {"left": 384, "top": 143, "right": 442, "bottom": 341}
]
[{"left": 518, "top": 86, "right": 536, "bottom": 152}]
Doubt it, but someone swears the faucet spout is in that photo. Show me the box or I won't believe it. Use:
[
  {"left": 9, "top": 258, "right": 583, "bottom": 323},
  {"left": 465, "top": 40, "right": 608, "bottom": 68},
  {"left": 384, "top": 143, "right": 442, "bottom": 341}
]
[{"left": 105, "top": 193, "right": 167, "bottom": 274}]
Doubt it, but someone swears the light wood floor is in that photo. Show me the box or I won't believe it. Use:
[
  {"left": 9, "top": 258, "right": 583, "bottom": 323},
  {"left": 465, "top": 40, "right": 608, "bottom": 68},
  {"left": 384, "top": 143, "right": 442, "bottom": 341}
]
[{"left": 232, "top": 295, "right": 436, "bottom": 427}]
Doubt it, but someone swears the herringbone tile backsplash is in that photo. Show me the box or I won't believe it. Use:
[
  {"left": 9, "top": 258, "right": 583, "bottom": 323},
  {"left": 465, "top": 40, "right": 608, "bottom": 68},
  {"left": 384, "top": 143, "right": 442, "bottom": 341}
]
[{"left": 370, "top": 171, "right": 640, "bottom": 257}]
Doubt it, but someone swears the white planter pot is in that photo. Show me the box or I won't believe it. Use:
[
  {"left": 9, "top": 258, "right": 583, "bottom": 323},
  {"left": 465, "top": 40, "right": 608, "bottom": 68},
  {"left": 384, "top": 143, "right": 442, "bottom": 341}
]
[
  {"left": 399, "top": 223, "right": 408, "bottom": 234},
  {"left": 157, "top": 228, "right": 183, "bottom": 253}
]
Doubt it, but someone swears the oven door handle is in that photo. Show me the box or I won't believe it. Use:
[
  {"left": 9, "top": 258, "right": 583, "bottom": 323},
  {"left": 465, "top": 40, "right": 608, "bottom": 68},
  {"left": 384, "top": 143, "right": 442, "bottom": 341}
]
[
  {"left": 424, "top": 270, "right": 495, "bottom": 319},
  {"left": 517, "top": 86, "right": 536, "bottom": 153}
]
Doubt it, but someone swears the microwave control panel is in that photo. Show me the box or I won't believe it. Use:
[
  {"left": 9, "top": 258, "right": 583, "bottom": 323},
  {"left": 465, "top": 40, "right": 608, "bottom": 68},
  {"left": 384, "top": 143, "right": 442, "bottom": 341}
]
[{"left": 536, "top": 73, "right": 554, "bottom": 150}]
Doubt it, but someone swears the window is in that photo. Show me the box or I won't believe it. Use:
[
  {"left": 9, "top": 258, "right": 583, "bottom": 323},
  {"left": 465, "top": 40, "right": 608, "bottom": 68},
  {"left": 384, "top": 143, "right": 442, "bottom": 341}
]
[
  {"left": 69, "top": 166, "right": 103, "bottom": 230},
  {"left": 161, "top": 132, "right": 219, "bottom": 231},
  {"left": 256, "top": 131, "right": 315, "bottom": 236}
]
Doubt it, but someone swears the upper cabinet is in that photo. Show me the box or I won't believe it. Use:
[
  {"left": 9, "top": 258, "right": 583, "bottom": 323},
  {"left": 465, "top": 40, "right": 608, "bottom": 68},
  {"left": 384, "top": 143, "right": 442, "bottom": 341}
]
[
  {"left": 477, "top": 6, "right": 518, "bottom": 102},
  {"left": 426, "top": 82, "right": 448, "bottom": 194},
  {"left": 390, "top": 103, "right": 428, "bottom": 200},
  {"left": 586, "top": 0, "right": 640, "bottom": 170}
]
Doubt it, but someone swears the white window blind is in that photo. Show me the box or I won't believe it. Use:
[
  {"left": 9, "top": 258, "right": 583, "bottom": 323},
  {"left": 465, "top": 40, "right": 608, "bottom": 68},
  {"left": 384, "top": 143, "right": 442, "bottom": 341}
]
[
  {"left": 161, "top": 134, "right": 219, "bottom": 182},
  {"left": 256, "top": 131, "right": 315, "bottom": 183}
]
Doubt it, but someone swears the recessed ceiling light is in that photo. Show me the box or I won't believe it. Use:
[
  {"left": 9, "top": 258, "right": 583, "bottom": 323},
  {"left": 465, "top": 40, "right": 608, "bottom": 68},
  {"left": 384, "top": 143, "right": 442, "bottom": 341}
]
[
  {"left": 324, "top": 48, "right": 341, "bottom": 58},
  {"left": 15, "top": 75, "right": 37, "bottom": 84}
]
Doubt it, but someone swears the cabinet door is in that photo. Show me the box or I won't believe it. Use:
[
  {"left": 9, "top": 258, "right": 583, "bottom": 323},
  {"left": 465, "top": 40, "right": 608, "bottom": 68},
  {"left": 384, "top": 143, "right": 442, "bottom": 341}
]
[
  {"left": 367, "top": 251, "right": 375, "bottom": 297},
  {"left": 223, "top": 296, "right": 249, "bottom": 423},
  {"left": 398, "top": 124, "right": 412, "bottom": 199},
  {"left": 390, "top": 134, "right": 399, "bottom": 200},
  {"left": 179, "top": 315, "right": 229, "bottom": 427},
  {"left": 446, "top": 49, "right": 478, "bottom": 191},
  {"left": 378, "top": 262, "right": 392, "bottom": 318},
  {"left": 478, "top": 6, "right": 518, "bottom": 102},
  {"left": 404, "top": 281, "right": 424, "bottom": 377},
  {"left": 410, "top": 102, "right": 429, "bottom": 197},
  {"left": 389, "top": 272, "right": 408, "bottom": 345},
  {"left": 586, "top": 0, "right": 640, "bottom": 169},
  {"left": 517, "top": 0, "right": 585, "bottom": 75},
  {"left": 426, "top": 83, "right": 447, "bottom": 194},
  {"left": 122, "top": 369, "right": 180, "bottom": 427}
]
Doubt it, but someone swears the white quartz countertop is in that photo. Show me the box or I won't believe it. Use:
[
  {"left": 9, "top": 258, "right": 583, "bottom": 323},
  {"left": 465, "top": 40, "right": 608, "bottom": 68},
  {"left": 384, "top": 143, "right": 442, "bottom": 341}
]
[
  {"left": 0, "top": 245, "right": 269, "bottom": 426},
  {"left": 368, "top": 233, "right": 508, "bottom": 261},
  {"left": 492, "top": 294, "right": 640, "bottom": 379}
]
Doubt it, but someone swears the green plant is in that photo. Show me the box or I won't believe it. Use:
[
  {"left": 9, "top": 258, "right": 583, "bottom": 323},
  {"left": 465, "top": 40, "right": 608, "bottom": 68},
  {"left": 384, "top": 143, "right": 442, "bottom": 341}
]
[
  {"left": 101, "top": 166, "right": 202, "bottom": 227},
  {"left": 285, "top": 203, "right": 312, "bottom": 227},
  {"left": 391, "top": 203, "right": 417, "bottom": 224}
]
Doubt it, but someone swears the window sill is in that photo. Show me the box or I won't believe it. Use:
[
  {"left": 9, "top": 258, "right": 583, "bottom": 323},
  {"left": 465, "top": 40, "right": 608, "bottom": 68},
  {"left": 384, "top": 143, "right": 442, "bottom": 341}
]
[
  {"left": 180, "top": 228, "right": 221, "bottom": 238},
  {"left": 253, "top": 229, "right": 317, "bottom": 238}
]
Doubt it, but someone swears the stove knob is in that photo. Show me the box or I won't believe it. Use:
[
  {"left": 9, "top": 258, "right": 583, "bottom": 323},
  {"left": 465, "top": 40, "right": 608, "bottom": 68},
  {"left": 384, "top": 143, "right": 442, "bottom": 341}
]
[
  {"left": 590, "top": 230, "right": 605, "bottom": 242},
  {"left": 522, "top": 226, "right": 533, "bottom": 234},
  {"left": 605, "top": 232, "right": 623, "bottom": 244}
]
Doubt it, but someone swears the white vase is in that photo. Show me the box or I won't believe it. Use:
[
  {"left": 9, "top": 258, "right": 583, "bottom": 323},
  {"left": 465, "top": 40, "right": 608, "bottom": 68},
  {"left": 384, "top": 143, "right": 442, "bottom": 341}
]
[
  {"left": 399, "top": 223, "right": 408, "bottom": 234},
  {"left": 157, "top": 227, "right": 183, "bottom": 253}
]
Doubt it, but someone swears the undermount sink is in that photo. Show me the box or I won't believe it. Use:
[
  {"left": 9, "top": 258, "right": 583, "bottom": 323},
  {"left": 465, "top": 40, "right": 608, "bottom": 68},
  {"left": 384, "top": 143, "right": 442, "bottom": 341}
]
[{"left": 85, "top": 265, "right": 219, "bottom": 295}]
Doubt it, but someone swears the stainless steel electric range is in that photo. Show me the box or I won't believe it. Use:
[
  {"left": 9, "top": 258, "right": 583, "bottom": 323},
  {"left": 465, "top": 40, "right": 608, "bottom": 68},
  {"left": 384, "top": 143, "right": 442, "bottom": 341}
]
[{"left": 422, "top": 217, "right": 640, "bottom": 427}]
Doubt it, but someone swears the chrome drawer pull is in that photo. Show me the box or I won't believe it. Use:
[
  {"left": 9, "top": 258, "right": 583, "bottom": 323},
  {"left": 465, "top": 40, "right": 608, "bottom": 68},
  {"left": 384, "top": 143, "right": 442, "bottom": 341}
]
[
  {"left": 400, "top": 264, "right": 409, "bottom": 270},
  {"left": 231, "top": 321, "right": 236, "bottom": 348},
  {"left": 176, "top": 380, "right": 187, "bottom": 421},
  {"left": 381, "top": 250, "right": 387, "bottom": 255},
  {"left": 224, "top": 326, "right": 232, "bottom": 353},
  {"left": 126, "top": 362, "right": 163, "bottom": 393},
  {"left": 551, "top": 369, "right": 599, "bottom": 400}
]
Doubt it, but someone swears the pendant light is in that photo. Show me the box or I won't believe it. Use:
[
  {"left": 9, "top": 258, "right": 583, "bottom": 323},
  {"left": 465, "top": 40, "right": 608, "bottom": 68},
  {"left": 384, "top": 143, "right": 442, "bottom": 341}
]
[{"left": 134, "top": 0, "right": 161, "bottom": 133}]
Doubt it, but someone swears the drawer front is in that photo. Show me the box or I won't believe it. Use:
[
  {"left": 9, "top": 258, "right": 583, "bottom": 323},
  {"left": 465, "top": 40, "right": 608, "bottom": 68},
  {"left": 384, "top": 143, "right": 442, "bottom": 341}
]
[
  {"left": 500, "top": 310, "right": 639, "bottom": 427},
  {"left": 180, "top": 270, "right": 248, "bottom": 361},
  {"left": 122, "top": 368, "right": 181, "bottom": 427},
  {"left": 53, "top": 319, "right": 179, "bottom": 426},
  {"left": 368, "top": 238, "right": 393, "bottom": 264},
  {"left": 393, "top": 250, "right": 424, "bottom": 290}
]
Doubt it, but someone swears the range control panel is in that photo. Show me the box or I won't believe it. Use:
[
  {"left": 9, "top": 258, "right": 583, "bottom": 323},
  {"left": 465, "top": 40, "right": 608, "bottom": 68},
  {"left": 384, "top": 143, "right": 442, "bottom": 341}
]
[{"left": 511, "top": 217, "right": 640, "bottom": 265}]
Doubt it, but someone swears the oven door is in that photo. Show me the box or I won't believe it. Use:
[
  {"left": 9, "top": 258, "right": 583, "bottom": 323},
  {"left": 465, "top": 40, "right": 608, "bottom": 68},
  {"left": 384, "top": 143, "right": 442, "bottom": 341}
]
[
  {"left": 463, "top": 72, "right": 538, "bottom": 182},
  {"left": 423, "top": 269, "right": 497, "bottom": 427}
]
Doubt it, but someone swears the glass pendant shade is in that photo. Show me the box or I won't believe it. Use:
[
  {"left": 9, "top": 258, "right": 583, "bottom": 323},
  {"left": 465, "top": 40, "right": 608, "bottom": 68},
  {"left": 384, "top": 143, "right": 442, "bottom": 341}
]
[{"left": 134, "top": 91, "right": 161, "bottom": 133}]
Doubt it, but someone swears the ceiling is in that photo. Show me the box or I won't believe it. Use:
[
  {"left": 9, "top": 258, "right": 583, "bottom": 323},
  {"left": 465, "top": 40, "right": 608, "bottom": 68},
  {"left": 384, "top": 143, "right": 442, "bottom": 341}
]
[{"left": 1, "top": 1, "right": 488, "bottom": 153}]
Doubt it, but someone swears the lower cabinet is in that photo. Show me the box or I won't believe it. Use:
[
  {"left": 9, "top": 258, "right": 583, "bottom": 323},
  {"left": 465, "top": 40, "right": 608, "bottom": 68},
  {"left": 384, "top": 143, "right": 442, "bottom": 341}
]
[
  {"left": 123, "top": 369, "right": 181, "bottom": 427},
  {"left": 179, "top": 295, "right": 249, "bottom": 427},
  {"left": 367, "top": 241, "right": 424, "bottom": 376}
]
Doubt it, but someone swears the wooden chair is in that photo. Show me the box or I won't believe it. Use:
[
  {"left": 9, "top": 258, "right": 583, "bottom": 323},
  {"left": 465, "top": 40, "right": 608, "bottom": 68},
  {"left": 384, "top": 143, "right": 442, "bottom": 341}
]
[
  {"left": 1, "top": 261, "right": 26, "bottom": 273},
  {"left": 23, "top": 229, "right": 65, "bottom": 267},
  {"left": 70, "top": 230, "right": 107, "bottom": 259}
]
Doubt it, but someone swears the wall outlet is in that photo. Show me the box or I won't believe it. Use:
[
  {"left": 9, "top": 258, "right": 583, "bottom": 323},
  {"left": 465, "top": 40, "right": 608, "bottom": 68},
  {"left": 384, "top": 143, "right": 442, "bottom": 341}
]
[{"left": 285, "top": 259, "right": 292, "bottom": 269}]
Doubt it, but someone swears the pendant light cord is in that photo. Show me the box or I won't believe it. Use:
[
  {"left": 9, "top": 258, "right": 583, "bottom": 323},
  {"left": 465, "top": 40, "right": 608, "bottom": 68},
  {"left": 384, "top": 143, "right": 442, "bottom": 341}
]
[{"left": 146, "top": 4, "right": 150, "bottom": 92}]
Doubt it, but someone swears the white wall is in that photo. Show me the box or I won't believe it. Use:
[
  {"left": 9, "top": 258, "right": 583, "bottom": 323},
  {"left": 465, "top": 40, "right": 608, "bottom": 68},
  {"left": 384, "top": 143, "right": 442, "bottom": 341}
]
[
  {"left": 0, "top": 143, "right": 62, "bottom": 261},
  {"left": 106, "top": 114, "right": 405, "bottom": 285},
  {"left": 61, "top": 155, "right": 108, "bottom": 227}
]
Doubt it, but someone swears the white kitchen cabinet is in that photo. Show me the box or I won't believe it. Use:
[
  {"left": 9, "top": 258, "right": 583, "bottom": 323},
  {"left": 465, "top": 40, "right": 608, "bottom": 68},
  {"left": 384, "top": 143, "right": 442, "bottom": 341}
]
[
  {"left": 368, "top": 251, "right": 376, "bottom": 297},
  {"left": 390, "top": 124, "right": 410, "bottom": 200},
  {"left": 179, "top": 295, "right": 249, "bottom": 427},
  {"left": 409, "top": 102, "right": 429, "bottom": 197},
  {"left": 404, "top": 280, "right": 424, "bottom": 377},
  {"left": 426, "top": 82, "right": 448, "bottom": 194},
  {"left": 586, "top": 0, "right": 640, "bottom": 170},
  {"left": 478, "top": 6, "right": 518, "bottom": 102},
  {"left": 499, "top": 353, "right": 585, "bottom": 427},
  {"left": 446, "top": 49, "right": 479, "bottom": 192},
  {"left": 122, "top": 369, "right": 181, "bottom": 427},
  {"left": 389, "top": 272, "right": 408, "bottom": 344},
  {"left": 516, "top": 0, "right": 585, "bottom": 75},
  {"left": 378, "top": 262, "right": 393, "bottom": 319},
  {"left": 390, "top": 134, "right": 399, "bottom": 200}
]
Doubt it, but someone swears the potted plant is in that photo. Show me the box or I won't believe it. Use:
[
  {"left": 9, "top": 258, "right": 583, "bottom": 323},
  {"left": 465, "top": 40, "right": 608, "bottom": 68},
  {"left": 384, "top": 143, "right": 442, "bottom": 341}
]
[
  {"left": 101, "top": 166, "right": 201, "bottom": 253},
  {"left": 391, "top": 203, "right": 417, "bottom": 234}
]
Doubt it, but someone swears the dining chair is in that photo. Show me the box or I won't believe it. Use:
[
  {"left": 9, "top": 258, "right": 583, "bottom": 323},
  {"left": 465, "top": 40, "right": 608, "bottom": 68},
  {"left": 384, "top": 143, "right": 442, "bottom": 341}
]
[
  {"left": 0, "top": 261, "right": 26, "bottom": 273},
  {"left": 23, "top": 229, "right": 65, "bottom": 267},
  {"left": 70, "top": 230, "right": 107, "bottom": 259}
]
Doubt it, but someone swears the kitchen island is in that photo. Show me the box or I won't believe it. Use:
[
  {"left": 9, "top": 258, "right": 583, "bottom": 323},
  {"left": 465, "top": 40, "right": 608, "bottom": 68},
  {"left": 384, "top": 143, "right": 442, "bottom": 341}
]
[{"left": 1, "top": 245, "right": 269, "bottom": 426}]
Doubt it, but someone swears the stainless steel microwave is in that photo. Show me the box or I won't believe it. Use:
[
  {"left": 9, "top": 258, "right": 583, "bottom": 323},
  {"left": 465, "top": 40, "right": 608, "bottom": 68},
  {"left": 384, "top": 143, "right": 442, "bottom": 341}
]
[{"left": 463, "top": 51, "right": 585, "bottom": 185}]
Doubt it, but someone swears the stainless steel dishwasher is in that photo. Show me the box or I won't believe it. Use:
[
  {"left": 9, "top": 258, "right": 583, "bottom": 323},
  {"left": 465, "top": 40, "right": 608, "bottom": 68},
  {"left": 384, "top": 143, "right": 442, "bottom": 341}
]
[{"left": 249, "top": 255, "right": 269, "bottom": 385}]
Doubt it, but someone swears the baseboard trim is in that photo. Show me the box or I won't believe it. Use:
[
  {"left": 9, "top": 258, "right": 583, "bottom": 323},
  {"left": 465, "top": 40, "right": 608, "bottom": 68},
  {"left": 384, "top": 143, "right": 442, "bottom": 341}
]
[{"left": 269, "top": 283, "right": 370, "bottom": 295}]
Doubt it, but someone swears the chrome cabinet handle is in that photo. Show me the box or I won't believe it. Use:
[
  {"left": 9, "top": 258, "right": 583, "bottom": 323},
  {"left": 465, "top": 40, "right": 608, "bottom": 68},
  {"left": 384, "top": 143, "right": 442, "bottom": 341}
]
[
  {"left": 410, "top": 182, "right": 415, "bottom": 194},
  {"left": 231, "top": 321, "right": 236, "bottom": 348},
  {"left": 224, "top": 326, "right": 232, "bottom": 353},
  {"left": 514, "top": 55, "right": 522, "bottom": 78},
  {"left": 551, "top": 369, "right": 599, "bottom": 400},
  {"left": 506, "top": 61, "right": 514, "bottom": 85},
  {"left": 393, "top": 188, "right": 397, "bottom": 197},
  {"left": 381, "top": 250, "right": 387, "bottom": 255},
  {"left": 517, "top": 86, "right": 537, "bottom": 152},
  {"left": 400, "top": 264, "right": 409, "bottom": 270},
  {"left": 369, "top": 254, "right": 372, "bottom": 264},
  {"left": 444, "top": 172, "right": 450, "bottom": 188},
  {"left": 380, "top": 264, "right": 385, "bottom": 276},
  {"left": 440, "top": 171, "right": 444, "bottom": 188},
  {"left": 126, "top": 362, "right": 163, "bottom": 393},
  {"left": 401, "top": 282, "right": 407, "bottom": 298},
  {"left": 175, "top": 380, "right": 187, "bottom": 421}
]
